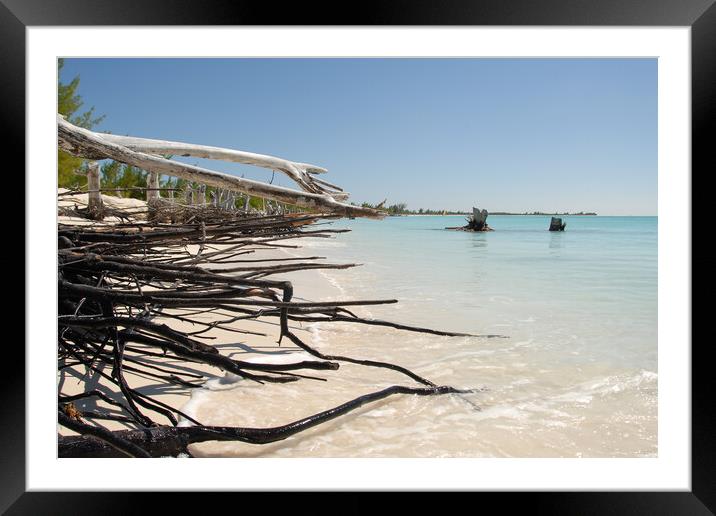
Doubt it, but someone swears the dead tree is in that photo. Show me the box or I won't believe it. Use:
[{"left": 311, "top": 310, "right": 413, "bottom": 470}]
[
  {"left": 446, "top": 207, "right": 493, "bottom": 232},
  {"left": 549, "top": 217, "right": 566, "bottom": 231},
  {"left": 58, "top": 115, "right": 381, "bottom": 219}
]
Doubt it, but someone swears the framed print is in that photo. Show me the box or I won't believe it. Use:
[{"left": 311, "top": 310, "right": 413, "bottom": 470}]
[{"left": 7, "top": 0, "right": 713, "bottom": 512}]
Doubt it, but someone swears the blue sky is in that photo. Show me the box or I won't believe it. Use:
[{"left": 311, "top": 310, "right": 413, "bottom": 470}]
[{"left": 61, "top": 58, "right": 657, "bottom": 215}]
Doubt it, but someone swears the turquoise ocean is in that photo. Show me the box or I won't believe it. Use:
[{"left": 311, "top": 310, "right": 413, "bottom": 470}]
[
  {"left": 316, "top": 215, "right": 657, "bottom": 372},
  {"left": 189, "top": 215, "right": 658, "bottom": 457}
]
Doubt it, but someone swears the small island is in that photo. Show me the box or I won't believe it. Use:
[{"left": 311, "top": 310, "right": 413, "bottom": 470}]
[{"left": 491, "top": 211, "right": 597, "bottom": 216}]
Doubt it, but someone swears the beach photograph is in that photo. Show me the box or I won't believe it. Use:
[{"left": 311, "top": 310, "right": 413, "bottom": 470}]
[{"left": 57, "top": 57, "right": 657, "bottom": 459}]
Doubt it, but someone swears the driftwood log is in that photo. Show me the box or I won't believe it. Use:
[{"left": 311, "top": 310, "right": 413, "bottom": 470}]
[{"left": 58, "top": 114, "right": 381, "bottom": 219}]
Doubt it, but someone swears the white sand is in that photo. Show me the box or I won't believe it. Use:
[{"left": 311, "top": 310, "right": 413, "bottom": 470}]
[{"left": 58, "top": 187, "right": 149, "bottom": 225}]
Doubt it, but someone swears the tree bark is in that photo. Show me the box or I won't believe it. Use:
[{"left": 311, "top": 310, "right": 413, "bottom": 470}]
[
  {"left": 86, "top": 161, "right": 103, "bottom": 220},
  {"left": 147, "top": 171, "right": 160, "bottom": 202}
]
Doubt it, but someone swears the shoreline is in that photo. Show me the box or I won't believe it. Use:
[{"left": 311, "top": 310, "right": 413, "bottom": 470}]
[{"left": 58, "top": 195, "right": 657, "bottom": 458}]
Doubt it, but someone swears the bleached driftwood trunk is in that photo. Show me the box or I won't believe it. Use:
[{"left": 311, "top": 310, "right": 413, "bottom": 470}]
[
  {"left": 147, "top": 171, "right": 160, "bottom": 202},
  {"left": 472, "top": 207, "right": 488, "bottom": 229},
  {"left": 57, "top": 115, "right": 379, "bottom": 219},
  {"left": 86, "top": 161, "right": 102, "bottom": 220},
  {"left": 96, "top": 133, "right": 342, "bottom": 198},
  {"left": 198, "top": 184, "right": 207, "bottom": 206}
]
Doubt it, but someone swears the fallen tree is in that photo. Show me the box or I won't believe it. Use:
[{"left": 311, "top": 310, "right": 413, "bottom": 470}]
[{"left": 58, "top": 114, "right": 381, "bottom": 219}]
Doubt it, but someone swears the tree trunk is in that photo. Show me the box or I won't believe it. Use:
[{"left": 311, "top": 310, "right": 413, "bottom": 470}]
[
  {"left": 549, "top": 217, "right": 566, "bottom": 231},
  {"left": 87, "top": 161, "right": 103, "bottom": 220},
  {"left": 147, "top": 171, "right": 160, "bottom": 202}
]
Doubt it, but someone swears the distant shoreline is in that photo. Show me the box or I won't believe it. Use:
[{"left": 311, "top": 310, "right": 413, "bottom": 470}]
[
  {"left": 396, "top": 212, "right": 599, "bottom": 217},
  {"left": 491, "top": 212, "right": 597, "bottom": 216}
]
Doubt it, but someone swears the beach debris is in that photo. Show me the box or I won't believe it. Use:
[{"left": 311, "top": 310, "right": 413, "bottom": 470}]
[
  {"left": 57, "top": 205, "right": 495, "bottom": 458},
  {"left": 549, "top": 217, "right": 566, "bottom": 231},
  {"left": 62, "top": 402, "right": 84, "bottom": 423},
  {"left": 446, "top": 206, "right": 494, "bottom": 232}
]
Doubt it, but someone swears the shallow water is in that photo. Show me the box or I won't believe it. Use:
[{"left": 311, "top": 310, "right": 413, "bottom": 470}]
[{"left": 186, "top": 215, "right": 657, "bottom": 457}]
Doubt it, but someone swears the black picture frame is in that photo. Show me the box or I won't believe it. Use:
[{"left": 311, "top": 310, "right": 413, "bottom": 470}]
[{"left": 6, "top": 0, "right": 712, "bottom": 512}]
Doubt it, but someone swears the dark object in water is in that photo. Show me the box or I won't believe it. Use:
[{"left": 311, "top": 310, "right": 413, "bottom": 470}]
[
  {"left": 446, "top": 207, "right": 493, "bottom": 232},
  {"left": 549, "top": 217, "right": 566, "bottom": 231}
]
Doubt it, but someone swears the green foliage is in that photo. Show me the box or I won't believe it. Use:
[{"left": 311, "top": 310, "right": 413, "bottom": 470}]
[
  {"left": 58, "top": 151, "right": 88, "bottom": 189},
  {"left": 118, "top": 166, "right": 147, "bottom": 199},
  {"left": 354, "top": 200, "right": 468, "bottom": 215},
  {"left": 58, "top": 58, "right": 105, "bottom": 188},
  {"left": 100, "top": 161, "right": 121, "bottom": 191},
  {"left": 99, "top": 163, "right": 147, "bottom": 199},
  {"left": 161, "top": 176, "right": 188, "bottom": 198},
  {"left": 386, "top": 203, "right": 408, "bottom": 215},
  {"left": 356, "top": 201, "right": 409, "bottom": 214},
  {"left": 249, "top": 196, "right": 264, "bottom": 210}
]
